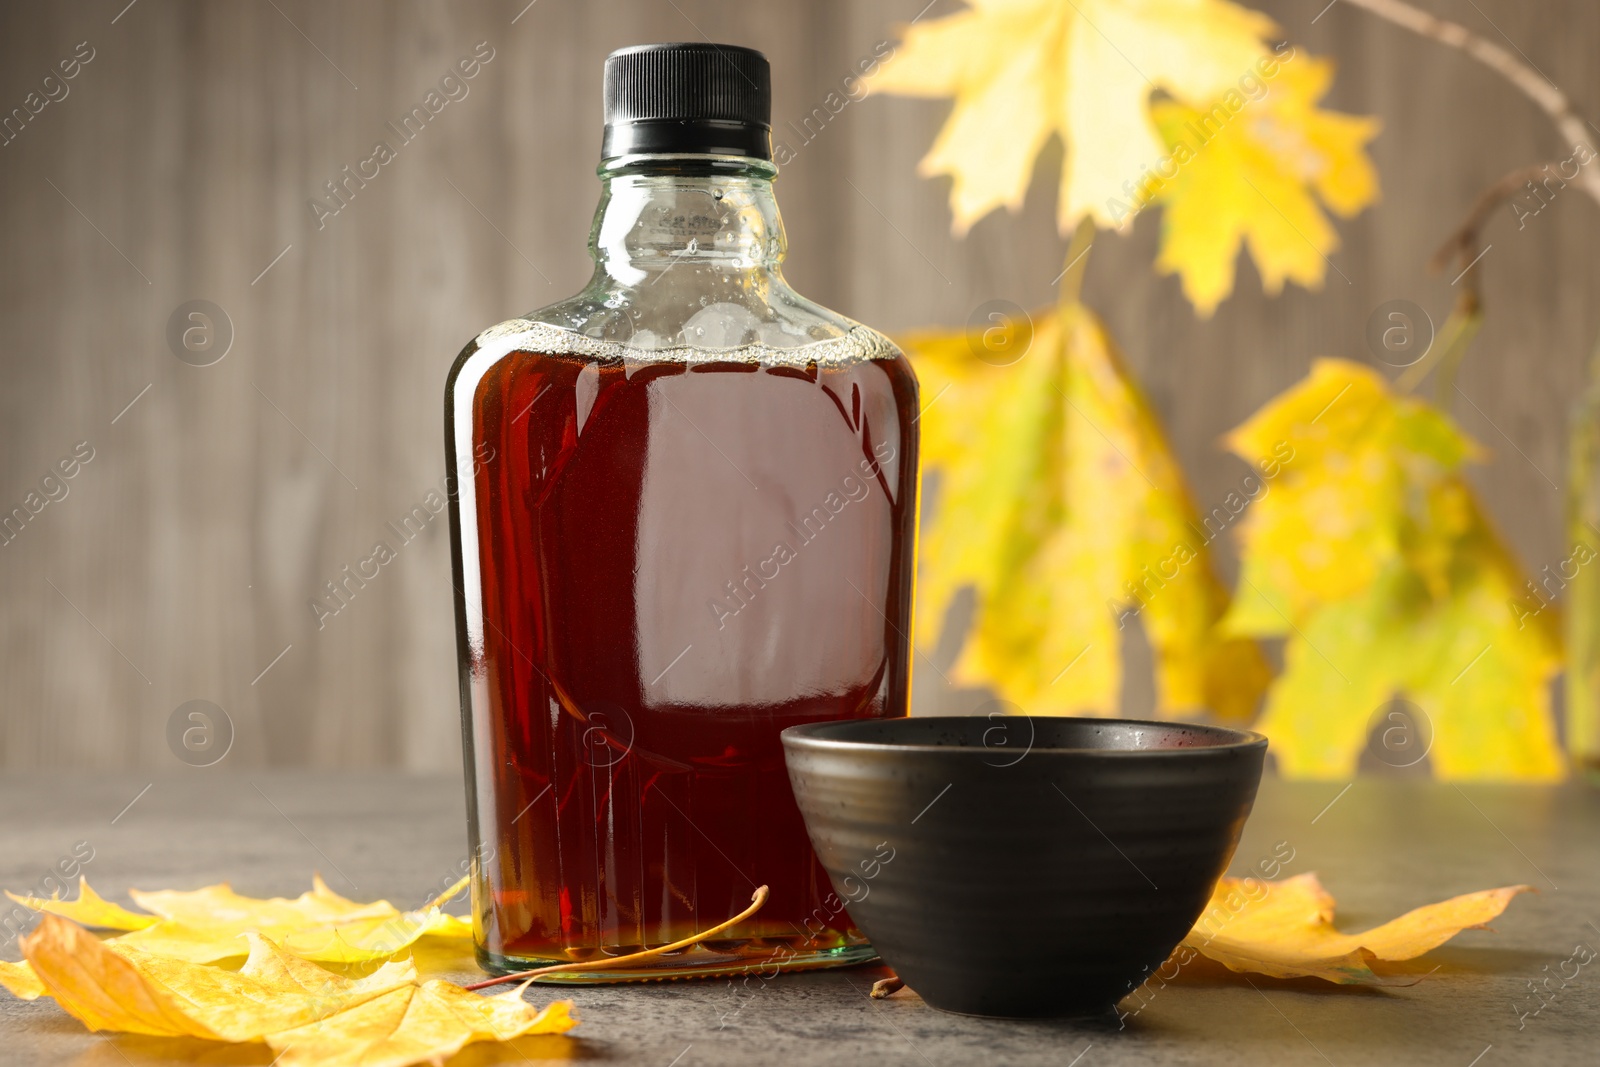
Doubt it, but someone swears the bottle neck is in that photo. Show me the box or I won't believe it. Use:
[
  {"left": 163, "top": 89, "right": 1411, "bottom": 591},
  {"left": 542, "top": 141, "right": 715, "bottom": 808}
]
[
  {"left": 534, "top": 153, "right": 856, "bottom": 352},
  {"left": 587, "top": 155, "right": 787, "bottom": 291}
]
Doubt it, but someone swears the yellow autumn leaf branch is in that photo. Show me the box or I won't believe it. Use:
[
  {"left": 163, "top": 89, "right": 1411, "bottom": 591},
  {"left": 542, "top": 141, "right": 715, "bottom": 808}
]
[
  {"left": 1222, "top": 360, "right": 1564, "bottom": 779},
  {"left": 867, "top": 0, "right": 1380, "bottom": 316},
  {"left": 905, "top": 295, "right": 1268, "bottom": 717}
]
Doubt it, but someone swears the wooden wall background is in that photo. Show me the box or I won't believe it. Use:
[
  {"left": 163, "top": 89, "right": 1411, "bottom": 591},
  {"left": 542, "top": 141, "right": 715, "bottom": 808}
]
[{"left": 1, "top": 0, "right": 1596, "bottom": 770}]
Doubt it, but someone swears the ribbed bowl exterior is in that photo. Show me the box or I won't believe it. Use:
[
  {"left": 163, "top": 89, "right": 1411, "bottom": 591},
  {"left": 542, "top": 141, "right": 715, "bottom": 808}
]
[{"left": 782, "top": 717, "right": 1267, "bottom": 1017}]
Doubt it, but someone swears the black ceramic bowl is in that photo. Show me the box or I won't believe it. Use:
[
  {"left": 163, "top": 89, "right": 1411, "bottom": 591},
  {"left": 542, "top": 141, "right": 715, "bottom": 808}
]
[{"left": 782, "top": 716, "right": 1267, "bottom": 1017}]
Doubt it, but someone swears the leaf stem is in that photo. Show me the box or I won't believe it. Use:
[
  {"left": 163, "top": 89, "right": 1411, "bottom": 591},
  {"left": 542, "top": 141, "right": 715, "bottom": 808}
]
[
  {"left": 1394, "top": 299, "right": 1482, "bottom": 398},
  {"left": 1428, "top": 307, "right": 1483, "bottom": 406},
  {"left": 423, "top": 875, "right": 470, "bottom": 912},
  {"left": 462, "top": 885, "right": 770, "bottom": 991},
  {"left": 1058, "top": 217, "right": 1097, "bottom": 312}
]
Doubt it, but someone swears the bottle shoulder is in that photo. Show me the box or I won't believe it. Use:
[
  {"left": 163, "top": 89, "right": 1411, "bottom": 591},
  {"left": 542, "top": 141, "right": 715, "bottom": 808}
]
[
  {"left": 445, "top": 300, "right": 920, "bottom": 452},
  {"left": 462, "top": 315, "right": 900, "bottom": 368},
  {"left": 450, "top": 280, "right": 910, "bottom": 374}
]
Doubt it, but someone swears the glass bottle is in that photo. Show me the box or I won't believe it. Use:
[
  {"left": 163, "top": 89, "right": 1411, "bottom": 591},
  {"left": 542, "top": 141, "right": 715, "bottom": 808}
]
[{"left": 444, "top": 43, "right": 919, "bottom": 979}]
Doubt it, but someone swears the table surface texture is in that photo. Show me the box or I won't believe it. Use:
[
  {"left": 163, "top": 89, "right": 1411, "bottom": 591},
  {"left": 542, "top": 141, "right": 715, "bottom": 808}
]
[{"left": 1, "top": 774, "right": 1596, "bottom": 1066}]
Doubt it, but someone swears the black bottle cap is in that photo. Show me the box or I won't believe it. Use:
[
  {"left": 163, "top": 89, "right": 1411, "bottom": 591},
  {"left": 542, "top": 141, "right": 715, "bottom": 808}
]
[{"left": 602, "top": 43, "right": 772, "bottom": 161}]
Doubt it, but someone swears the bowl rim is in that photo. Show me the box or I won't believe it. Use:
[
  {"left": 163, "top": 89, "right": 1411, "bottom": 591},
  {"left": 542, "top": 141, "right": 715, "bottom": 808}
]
[{"left": 781, "top": 715, "right": 1268, "bottom": 758}]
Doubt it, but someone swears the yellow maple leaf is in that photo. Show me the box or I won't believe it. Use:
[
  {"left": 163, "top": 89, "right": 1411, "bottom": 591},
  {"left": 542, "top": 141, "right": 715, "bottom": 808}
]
[
  {"left": 1222, "top": 360, "right": 1564, "bottom": 779},
  {"left": 9, "top": 913, "right": 575, "bottom": 1066},
  {"left": 1149, "top": 55, "right": 1381, "bottom": 315},
  {"left": 905, "top": 302, "right": 1268, "bottom": 716},
  {"left": 868, "top": 4, "right": 1381, "bottom": 318},
  {"left": 0, "top": 958, "right": 45, "bottom": 1000},
  {"left": 868, "top": 0, "right": 1278, "bottom": 232},
  {"left": 7, "top": 875, "right": 472, "bottom": 965},
  {"left": 266, "top": 981, "right": 576, "bottom": 1067},
  {"left": 19, "top": 915, "right": 418, "bottom": 1040},
  {"left": 1183, "top": 873, "right": 1531, "bottom": 982},
  {"left": 2, "top": 874, "right": 782, "bottom": 1064},
  {"left": 6, "top": 878, "right": 156, "bottom": 931}
]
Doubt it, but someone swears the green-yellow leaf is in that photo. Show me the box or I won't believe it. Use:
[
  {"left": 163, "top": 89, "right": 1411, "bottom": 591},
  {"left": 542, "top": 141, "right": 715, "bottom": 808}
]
[
  {"left": 1222, "top": 360, "right": 1563, "bottom": 779},
  {"left": 905, "top": 304, "right": 1269, "bottom": 717}
]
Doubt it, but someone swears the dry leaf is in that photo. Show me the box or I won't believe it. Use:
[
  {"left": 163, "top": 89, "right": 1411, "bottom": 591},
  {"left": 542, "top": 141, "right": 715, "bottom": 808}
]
[
  {"left": 905, "top": 303, "right": 1268, "bottom": 716},
  {"left": 265, "top": 982, "right": 576, "bottom": 1067},
  {"left": 4, "top": 875, "right": 778, "bottom": 1065},
  {"left": 0, "top": 958, "right": 46, "bottom": 1000},
  {"left": 3, "top": 875, "right": 786, "bottom": 1066},
  {"left": 7, "top": 879, "right": 156, "bottom": 931},
  {"left": 11, "top": 913, "right": 575, "bottom": 1066},
  {"left": 1184, "top": 873, "right": 1532, "bottom": 982},
  {"left": 20, "top": 914, "right": 416, "bottom": 1040},
  {"left": 10, "top": 875, "right": 472, "bottom": 964}
]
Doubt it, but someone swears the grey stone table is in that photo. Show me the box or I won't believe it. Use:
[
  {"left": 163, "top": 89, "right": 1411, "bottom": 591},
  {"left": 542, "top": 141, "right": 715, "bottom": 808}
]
[{"left": 1, "top": 773, "right": 1596, "bottom": 1066}]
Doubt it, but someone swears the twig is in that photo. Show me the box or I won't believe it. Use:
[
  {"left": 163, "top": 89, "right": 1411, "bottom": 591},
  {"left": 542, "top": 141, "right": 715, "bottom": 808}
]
[
  {"left": 1339, "top": 0, "right": 1600, "bottom": 208},
  {"left": 1397, "top": 162, "right": 1565, "bottom": 397},
  {"left": 1344, "top": 0, "right": 1600, "bottom": 769},
  {"left": 463, "top": 885, "right": 770, "bottom": 990},
  {"left": 1428, "top": 162, "right": 1563, "bottom": 279}
]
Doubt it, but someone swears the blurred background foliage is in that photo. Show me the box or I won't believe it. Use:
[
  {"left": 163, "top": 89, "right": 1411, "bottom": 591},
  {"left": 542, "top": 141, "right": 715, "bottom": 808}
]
[
  {"left": 874, "top": 0, "right": 1593, "bottom": 779},
  {"left": 1, "top": 1, "right": 1596, "bottom": 776}
]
